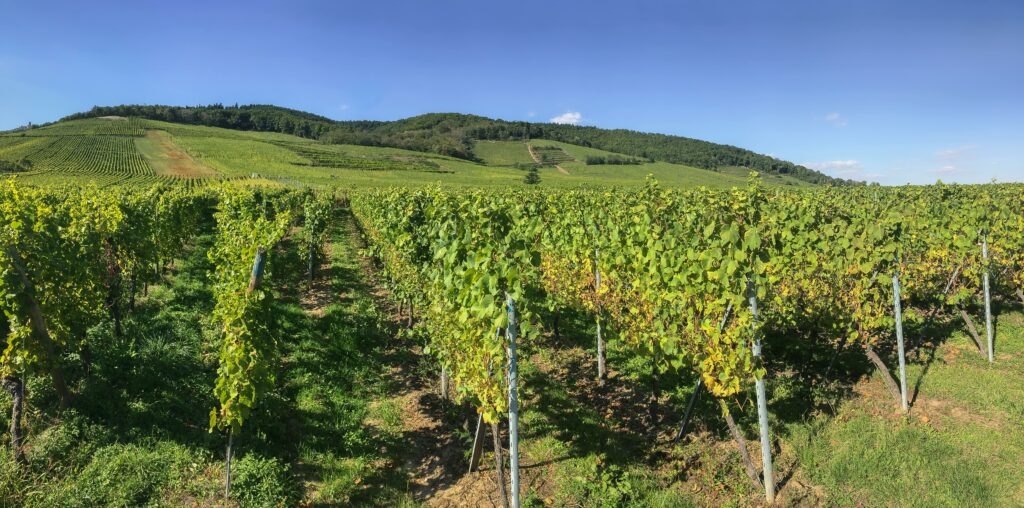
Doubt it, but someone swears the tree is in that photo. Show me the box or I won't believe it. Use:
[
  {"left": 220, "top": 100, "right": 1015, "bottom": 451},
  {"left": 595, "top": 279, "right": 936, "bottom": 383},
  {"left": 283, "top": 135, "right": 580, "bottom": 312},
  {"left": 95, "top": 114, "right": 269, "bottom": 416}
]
[{"left": 524, "top": 167, "right": 541, "bottom": 185}]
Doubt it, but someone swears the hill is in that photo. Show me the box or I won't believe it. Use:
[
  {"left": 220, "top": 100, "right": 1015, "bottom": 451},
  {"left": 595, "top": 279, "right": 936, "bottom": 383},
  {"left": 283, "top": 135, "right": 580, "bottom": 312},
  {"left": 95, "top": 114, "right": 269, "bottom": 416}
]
[
  {"left": 57, "top": 105, "right": 857, "bottom": 186},
  {"left": 0, "top": 114, "right": 812, "bottom": 189}
]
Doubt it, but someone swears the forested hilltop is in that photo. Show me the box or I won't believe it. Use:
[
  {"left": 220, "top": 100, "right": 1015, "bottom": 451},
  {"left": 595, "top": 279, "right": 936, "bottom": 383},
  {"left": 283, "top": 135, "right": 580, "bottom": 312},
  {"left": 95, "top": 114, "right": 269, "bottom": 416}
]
[{"left": 60, "top": 104, "right": 856, "bottom": 185}]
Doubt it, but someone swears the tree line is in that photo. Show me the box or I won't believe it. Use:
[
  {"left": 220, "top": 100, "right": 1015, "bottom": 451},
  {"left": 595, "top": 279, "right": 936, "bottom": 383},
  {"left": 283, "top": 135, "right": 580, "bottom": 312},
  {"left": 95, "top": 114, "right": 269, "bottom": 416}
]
[
  {"left": 62, "top": 104, "right": 341, "bottom": 140},
  {"left": 585, "top": 155, "right": 648, "bottom": 165}
]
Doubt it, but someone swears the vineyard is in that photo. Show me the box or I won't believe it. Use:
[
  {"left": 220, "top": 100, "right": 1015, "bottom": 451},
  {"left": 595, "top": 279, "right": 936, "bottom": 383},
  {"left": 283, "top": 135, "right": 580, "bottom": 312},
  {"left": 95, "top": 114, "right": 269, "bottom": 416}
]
[
  {"left": 0, "top": 118, "right": 178, "bottom": 187},
  {"left": 0, "top": 176, "right": 1022, "bottom": 506},
  {"left": 269, "top": 141, "right": 448, "bottom": 173},
  {"left": 3, "top": 115, "right": 814, "bottom": 189},
  {"left": 530, "top": 145, "right": 576, "bottom": 165},
  {"left": 11, "top": 117, "right": 147, "bottom": 137},
  {"left": 0, "top": 181, "right": 361, "bottom": 505},
  {"left": 351, "top": 177, "right": 1024, "bottom": 506}
]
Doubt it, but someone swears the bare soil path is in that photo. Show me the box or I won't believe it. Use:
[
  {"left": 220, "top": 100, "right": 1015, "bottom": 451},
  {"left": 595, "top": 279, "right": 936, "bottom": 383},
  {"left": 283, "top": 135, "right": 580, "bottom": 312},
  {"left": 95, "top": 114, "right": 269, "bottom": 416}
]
[
  {"left": 135, "top": 130, "right": 219, "bottom": 179},
  {"left": 345, "top": 211, "right": 521, "bottom": 506}
]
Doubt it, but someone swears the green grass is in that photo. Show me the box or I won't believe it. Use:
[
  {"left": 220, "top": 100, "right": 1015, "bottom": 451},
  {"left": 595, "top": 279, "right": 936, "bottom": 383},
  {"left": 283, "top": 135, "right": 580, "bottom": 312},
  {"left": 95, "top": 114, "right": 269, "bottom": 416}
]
[
  {"left": 260, "top": 212, "right": 414, "bottom": 505},
  {"left": 474, "top": 140, "right": 535, "bottom": 167},
  {"left": 793, "top": 415, "right": 1002, "bottom": 506},
  {"left": 134, "top": 130, "right": 220, "bottom": 179},
  {"left": 173, "top": 133, "right": 309, "bottom": 178},
  {"left": 771, "top": 303, "right": 1024, "bottom": 506}
]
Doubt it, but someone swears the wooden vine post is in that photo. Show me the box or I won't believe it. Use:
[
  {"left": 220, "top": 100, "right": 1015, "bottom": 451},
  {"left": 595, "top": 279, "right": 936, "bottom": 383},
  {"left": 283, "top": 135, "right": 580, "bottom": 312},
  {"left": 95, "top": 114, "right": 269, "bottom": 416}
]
[
  {"left": 308, "top": 229, "right": 316, "bottom": 283},
  {"left": 674, "top": 303, "right": 733, "bottom": 442},
  {"left": 469, "top": 330, "right": 501, "bottom": 474},
  {"left": 1, "top": 376, "right": 26, "bottom": 464},
  {"left": 6, "top": 245, "right": 71, "bottom": 410},
  {"left": 673, "top": 378, "right": 703, "bottom": 443},
  {"left": 748, "top": 282, "right": 775, "bottom": 504},
  {"left": 467, "top": 412, "right": 487, "bottom": 474},
  {"left": 440, "top": 367, "right": 450, "bottom": 400}
]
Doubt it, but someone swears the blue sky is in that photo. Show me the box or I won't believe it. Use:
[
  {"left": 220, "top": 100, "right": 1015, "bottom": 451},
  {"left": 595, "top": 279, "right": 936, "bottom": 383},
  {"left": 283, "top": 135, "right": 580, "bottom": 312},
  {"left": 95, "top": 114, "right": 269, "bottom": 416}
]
[{"left": 1, "top": 0, "right": 1021, "bottom": 184}]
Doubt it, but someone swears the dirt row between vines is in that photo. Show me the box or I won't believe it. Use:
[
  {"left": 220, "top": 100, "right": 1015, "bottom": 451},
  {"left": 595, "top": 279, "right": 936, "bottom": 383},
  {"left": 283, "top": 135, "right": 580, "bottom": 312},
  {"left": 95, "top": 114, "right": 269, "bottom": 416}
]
[{"left": 343, "top": 211, "right": 543, "bottom": 506}]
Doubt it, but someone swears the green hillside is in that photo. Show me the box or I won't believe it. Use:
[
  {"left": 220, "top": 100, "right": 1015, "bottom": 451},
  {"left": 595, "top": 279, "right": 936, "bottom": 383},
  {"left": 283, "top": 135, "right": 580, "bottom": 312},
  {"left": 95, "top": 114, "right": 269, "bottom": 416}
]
[
  {"left": 44, "top": 104, "right": 853, "bottom": 186},
  {"left": 0, "top": 115, "right": 808, "bottom": 189}
]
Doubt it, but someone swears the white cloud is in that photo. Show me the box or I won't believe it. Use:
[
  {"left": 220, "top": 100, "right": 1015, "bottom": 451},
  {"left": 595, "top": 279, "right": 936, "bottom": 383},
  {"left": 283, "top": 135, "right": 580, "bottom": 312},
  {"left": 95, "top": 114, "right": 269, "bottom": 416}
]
[
  {"left": 801, "top": 160, "right": 880, "bottom": 181},
  {"left": 549, "top": 111, "right": 582, "bottom": 125},
  {"left": 931, "top": 145, "right": 978, "bottom": 176},
  {"left": 802, "top": 160, "right": 862, "bottom": 172},
  {"left": 824, "top": 112, "right": 848, "bottom": 127},
  {"left": 935, "top": 145, "right": 976, "bottom": 160},
  {"left": 526, "top": 111, "right": 537, "bottom": 118},
  {"left": 339, "top": 104, "right": 350, "bottom": 111}
]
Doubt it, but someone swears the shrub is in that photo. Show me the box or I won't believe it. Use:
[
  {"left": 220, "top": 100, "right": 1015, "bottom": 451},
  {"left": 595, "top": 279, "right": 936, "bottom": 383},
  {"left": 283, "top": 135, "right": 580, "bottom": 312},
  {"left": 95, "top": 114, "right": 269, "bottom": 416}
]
[
  {"left": 0, "top": 159, "right": 31, "bottom": 173},
  {"left": 27, "top": 410, "right": 114, "bottom": 469},
  {"left": 232, "top": 454, "right": 294, "bottom": 508},
  {"left": 40, "top": 441, "right": 201, "bottom": 507},
  {"left": 0, "top": 454, "right": 30, "bottom": 505},
  {"left": 524, "top": 167, "right": 541, "bottom": 185}
]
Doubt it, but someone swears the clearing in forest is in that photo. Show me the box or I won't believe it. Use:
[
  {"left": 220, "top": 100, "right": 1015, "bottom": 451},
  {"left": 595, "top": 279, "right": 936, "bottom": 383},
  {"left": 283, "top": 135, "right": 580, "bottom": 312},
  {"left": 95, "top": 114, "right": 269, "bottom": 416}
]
[{"left": 135, "top": 130, "right": 219, "bottom": 179}]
